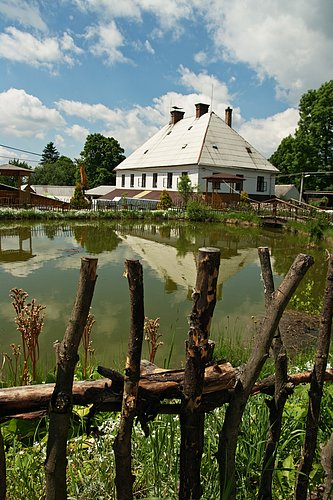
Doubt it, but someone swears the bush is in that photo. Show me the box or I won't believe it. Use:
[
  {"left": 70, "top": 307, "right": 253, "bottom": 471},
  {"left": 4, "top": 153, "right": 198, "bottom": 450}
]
[
  {"left": 186, "top": 200, "right": 211, "bottom": 221},
  {"left": 307, "top": 212, "right": 330, "bottom": 241},
  {"left": 70, "top": 183, "right": 90, "bottom": 210},
  {"left": 158, "top": 190, "right": 173, "bottom": 209}
]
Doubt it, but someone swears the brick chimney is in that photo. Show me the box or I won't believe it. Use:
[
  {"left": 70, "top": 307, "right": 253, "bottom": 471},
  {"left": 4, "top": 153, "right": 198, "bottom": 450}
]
[
  {"left": 225, "top": 106, "right": 232, "bottom": 127},
  {"left": 195, "top": 103, "right": 210, "bottom": 118},
  {"left": 170, "top": 107, "right": 185, "bottom": 125}
]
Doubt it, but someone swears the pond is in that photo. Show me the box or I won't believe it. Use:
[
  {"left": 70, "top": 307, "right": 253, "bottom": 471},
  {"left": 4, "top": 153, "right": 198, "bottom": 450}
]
[{"left": 0, "top": 220, "right": 328, "bottom": 374}]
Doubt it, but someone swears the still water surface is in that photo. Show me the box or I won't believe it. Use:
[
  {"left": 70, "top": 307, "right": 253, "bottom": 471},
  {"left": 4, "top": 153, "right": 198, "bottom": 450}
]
[{"left": 0, "top": 220, "right": 328, "bottom": 372}]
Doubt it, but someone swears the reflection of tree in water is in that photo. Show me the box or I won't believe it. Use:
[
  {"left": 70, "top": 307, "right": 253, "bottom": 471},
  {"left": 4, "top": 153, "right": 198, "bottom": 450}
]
[
  {"left": 176, "top": 226, "right": 196, "bottom": 257},
  {"left": 159, "top": 225, "right": 171, "bottom": 239},
  {"left": 43, "top": 224, "right": 61, "bottom": 240},
  {"left": 72, "top": 225, "right": 122, "bottom": 253},
  {"left": 164, "top": 276, "right": 178, "bottom": 293},
  {"left": 269, "top": 232, "right": 327, "bottom": 302}
]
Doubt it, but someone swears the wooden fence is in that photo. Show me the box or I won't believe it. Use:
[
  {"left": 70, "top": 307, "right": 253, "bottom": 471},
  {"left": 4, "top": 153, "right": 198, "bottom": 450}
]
[{"left": 1, "top": 248, "right": 333, "bottom": 499}]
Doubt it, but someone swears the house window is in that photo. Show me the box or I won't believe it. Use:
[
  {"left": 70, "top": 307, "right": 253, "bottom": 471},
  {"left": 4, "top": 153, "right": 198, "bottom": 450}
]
[
  {"left": 130, "top": 174, "right": 134, "bottom": 188},
  {"left": 182, "top": 171, "right": 188, "bottom": 177},
  {"left": 142, "top": 173, "right": 146, "bottom": 188},
  {"left": 257, "top": 176, "right": 267, "bottom": 192},
  {"left": 153, "top": 173, "right": 158, "bottom": 188},
  {"left": 121, "top": 174, "right": 125, "bottom": 187},
  {"left": 167, "top": 172, "right": 173, "bottom": 189},
  {"left": 235, "top": 174, "right": 243, "bottom": 191}
]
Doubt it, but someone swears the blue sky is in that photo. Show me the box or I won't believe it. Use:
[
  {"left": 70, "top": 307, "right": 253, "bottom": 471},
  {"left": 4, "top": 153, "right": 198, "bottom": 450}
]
[{"left": 0, "top": 0, "right": 332, "bottom": 168}]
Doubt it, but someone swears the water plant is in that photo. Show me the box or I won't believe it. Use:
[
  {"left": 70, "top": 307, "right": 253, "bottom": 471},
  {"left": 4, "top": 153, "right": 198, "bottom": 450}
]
[
  {"left": 10, "top": 288, "right": 45, "bottom": 383},
  {"left": 81, "top": 310, "right": 96, "bottom": 379},
  {"left": 289, "top": 279, "right": 323, "bottom": 315},
  {"left": 144, "top": 316, "right": 163, "bottom": 363}
]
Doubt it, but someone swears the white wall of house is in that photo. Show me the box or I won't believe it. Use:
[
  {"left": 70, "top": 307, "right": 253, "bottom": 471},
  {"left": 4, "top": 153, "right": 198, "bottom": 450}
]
[
  {"left": 198, "top": 167, "right": 276, "bottom": 197},
  {"left": 116, "top": 169, "right": 199, "bottom": 192},
  {"left": 116, "top": 167, "right": 276, "bottom": 197}
]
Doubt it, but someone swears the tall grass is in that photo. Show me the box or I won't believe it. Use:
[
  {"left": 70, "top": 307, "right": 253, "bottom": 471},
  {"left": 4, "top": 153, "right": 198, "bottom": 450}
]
[{"left": 3, "top": 378, "right": 332, "bottom": 498}]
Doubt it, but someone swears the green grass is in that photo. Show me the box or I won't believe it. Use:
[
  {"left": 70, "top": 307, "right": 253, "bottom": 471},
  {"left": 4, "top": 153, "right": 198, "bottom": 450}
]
[{"left": 3, "top": 379, "right": 332, "bottom": 499}]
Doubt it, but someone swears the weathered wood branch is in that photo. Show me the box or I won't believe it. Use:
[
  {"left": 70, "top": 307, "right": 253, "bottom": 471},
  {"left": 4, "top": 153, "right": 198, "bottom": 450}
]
[
  {"left": 257, "top": 246, "right": 291, "bottom": 500},
  {"left": 321, "top": 432, "right": 333, "bottom": 500},
  {"left": 44, "top": 257, "right": 98, "bottom": 500},
  {"left": 217, "top": 253, "right": 314, "bottom": 500},
  {"left": 180, "top": 247, "right": 220, "bottom": 500},
  {"left": 0, "top": 428, "right": 6, "bottom": 500},
  {"left": 296, "top": 253, "right": 333, "bottom": 500},
  {"left": 113, "top": 260, "right": 144, "bottom": 500},
  {"left": 1, "top": 366, "right": 333, "bottom": 420}
]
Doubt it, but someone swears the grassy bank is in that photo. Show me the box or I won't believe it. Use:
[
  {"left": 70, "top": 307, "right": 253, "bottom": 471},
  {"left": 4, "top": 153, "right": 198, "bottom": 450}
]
[{"left": 2, "top": 365, "right": 332, "bottom": 499}]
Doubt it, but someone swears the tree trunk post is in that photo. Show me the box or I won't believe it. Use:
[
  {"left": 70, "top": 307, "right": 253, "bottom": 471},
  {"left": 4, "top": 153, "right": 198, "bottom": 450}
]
[
  {"left": 179, "top": 247, "right": 220, "bottom": 499},
  {"left": 113, "top": 259, "right": 144, "bottom": 500},
  {"left": 44, "top": 257, "right": 98, "bottom": 500},
  {"left": 217, "top": 253, "right": 314, "bottom": 500},
  {"left": 295, "top": 253, "right": 333, "bottom": 499},
  {"left": 0, "top": 428, "right": 6, "bottom": 500},
  {"left": 257, "top": 247, "right": 292, "bottom": 500}
]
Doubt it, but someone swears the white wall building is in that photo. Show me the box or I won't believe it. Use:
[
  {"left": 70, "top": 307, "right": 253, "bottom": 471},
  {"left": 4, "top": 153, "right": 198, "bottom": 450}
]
[{"left": 114, "top": 103, "right": 278, "bottom": 202}]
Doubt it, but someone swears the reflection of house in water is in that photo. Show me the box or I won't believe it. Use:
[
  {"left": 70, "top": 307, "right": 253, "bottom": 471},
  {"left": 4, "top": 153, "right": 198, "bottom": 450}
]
[
  {"left": 0, "top": 227, "right": 36, "bottom": 262},
  {"left": 117, "top": 232, "right": 259, "bottom": 301}
]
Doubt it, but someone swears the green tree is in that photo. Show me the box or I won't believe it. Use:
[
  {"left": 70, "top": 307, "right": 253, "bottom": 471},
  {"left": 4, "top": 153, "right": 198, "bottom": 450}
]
[
  {"left": 269, "top": 135, "right": 297, "bottom": 178},
  {"left": 70, "top": 183, "right": 90, "bottom": 209},
  {"left": 177, "top": 174, "right": 194, "bottom": 205},
  {"left": 31, "top": 156, "right": 78, "bottom": 185},
  {"left": 40, "top": 142, "right": 60, "bottom": 166},
  {"left": 80, "top": 133, "right": 125, "bottom": 188},
  {"left": 270, "top": 80, "right": 333, "bottom": 190}
]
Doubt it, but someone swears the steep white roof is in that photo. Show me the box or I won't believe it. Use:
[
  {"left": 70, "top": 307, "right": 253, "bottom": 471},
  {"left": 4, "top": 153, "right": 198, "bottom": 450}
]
[{"left": 115, "top": 111, "right": 278, "bottom": 173}]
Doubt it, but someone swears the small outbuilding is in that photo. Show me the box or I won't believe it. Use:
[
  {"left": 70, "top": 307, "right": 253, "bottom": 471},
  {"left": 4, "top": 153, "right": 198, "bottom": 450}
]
[{"left": 275, "top": 184, "right": 302, "bottom": 202}]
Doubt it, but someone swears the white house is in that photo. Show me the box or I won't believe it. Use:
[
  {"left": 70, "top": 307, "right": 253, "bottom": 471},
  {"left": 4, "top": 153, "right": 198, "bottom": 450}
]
[{"left": 113, "top": 103, "right": 278, "bottom": 204}]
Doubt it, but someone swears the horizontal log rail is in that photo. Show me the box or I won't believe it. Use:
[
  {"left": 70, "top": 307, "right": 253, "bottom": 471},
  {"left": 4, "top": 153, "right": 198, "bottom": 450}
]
[{"left": 1, "top": 363, "right": 333, "bottom": 420}]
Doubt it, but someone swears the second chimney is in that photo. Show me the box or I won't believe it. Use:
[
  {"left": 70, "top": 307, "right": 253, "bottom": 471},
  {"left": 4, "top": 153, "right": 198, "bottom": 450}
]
[
  {"left": 195, "top": 103, "right": 210, "bottom": 119},
  {"left": 225, "top": 107, "right": 232, "bottom": 127},
  {"left": 170, "top": 108, "right": 185, "bottom": 125}
]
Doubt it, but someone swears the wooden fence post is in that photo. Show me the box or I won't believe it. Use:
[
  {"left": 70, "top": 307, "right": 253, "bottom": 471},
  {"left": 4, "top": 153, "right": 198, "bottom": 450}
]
[
  {"left": 113, "top": 259, "right": 144, "bottom": 500},
  {"left": 295, "top": 253, "right": 333, "bottom": 499},
  {"left": 44, "top": 257, "right": 98, "bottom": 500},
  {"left": 0, "top": 428, "right": 6, "bottom": 499},
  {"left": 257, "top": 247, "right": 292, "bottom": 499},
  {"left": 179, "top": 247, "right": 220, "bottom": 499},
  {"left": 217, "top": 253, "right": 314, "bottom": 500}
]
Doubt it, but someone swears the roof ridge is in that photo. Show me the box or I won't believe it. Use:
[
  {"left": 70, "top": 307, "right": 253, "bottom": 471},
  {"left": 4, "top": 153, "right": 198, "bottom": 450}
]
[{"left": 197, "top": 112, "right": 212, "bottom": 164}]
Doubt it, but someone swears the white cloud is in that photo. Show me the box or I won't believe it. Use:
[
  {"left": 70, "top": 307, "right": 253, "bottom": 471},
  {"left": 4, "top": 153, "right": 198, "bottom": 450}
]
[
  {"left": 0, "top": 88, "right": 65, "bottom": 139},
  {"left": 194, "top": 51, "right": 208, "bottom": 65},
  {"left": 65, "top": 124, "right": 90, "bottom": 142},
  {"left": 179, "top": 65, "right": 231, "bottom": 104},
  {"left": 84, "top": 21, "right": 129, "bottom": 65},
  {"left": 57, "top": 99, "right": 119, "bottom": 123},
  {"left": 73, "top": 0, "right": 142, "bottom": 20},
  {"left": 73, "top": 0, "right": 192, "bottom": 33},
  {"left": 238, "top": 108, "right": 299, "bottom": 158},
  {"left": 0, "top": 27, "right": 82, "bottom": 69},
  {"left": 199, "top": 0, "right": 333, "bottom": 105},
  {"left": 0, "top": 0, "right": 47, "bottom": 31},
  {"left": 54, "top": 134, "right": 65, "bottom": 149},
  {"left": 144, "top": 39, "right": 154, "bottom": 54}
]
